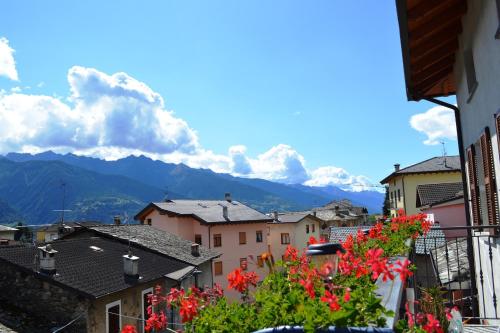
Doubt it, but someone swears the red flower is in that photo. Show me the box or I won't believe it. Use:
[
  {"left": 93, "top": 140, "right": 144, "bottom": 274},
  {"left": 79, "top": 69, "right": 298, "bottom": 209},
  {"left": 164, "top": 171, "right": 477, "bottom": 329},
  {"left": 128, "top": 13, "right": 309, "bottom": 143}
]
[
  {"left": 394, "top": 258, "right": 413, "bottom": 282},
  {"left": 321, "top": 290, "right": 340, "bottom": 311},
  {"left": 179, "top": 296, "right": 198, "bottom": 323},
  {"left": 227, "top": 268, "right": 258, "bottom": 293},
  {"left": 365, "top": 248, "right": 394, "bottom": 281},
  {"left": 309, "top": 236, "right": 327, "bottom": 245},
  {"left": 299, "top": 278, "right": 316, "bottom": 298},
  {"left": 343, "top": 288, "right": 351, "bottom": 302},
  {"left": 121, "top": 325, "right": 138, "bottom": 333},
  {"left": 284, "top": 245, "right": 299, "bottom": 262},
  {"left": 423, "top": 314, "right": 443, "bottom": 333},
  {"left": 319, "top": 262, "right": 334, "bottom": 277}
]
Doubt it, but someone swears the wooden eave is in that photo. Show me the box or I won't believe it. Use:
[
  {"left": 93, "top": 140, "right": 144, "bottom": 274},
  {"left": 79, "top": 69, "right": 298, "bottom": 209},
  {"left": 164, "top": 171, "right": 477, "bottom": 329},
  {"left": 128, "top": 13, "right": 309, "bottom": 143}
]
[{"left": 396, "top": 0, "right": 467, "bottom": 101}]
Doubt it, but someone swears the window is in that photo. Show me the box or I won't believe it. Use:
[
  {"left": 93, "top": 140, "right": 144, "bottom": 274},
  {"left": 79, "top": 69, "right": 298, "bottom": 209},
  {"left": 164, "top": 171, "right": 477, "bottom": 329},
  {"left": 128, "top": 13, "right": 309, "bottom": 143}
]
[
  {"left": 467, "top": 145, "right": 481, "bottom": 225},
  {"left": 397, "top": 189, "right": 401, "bottom": 202},
  {"left": 256, "top": 230, "right": 263, "bottom": 243},
  {"left": 464, "top": 48, "right": 478, "bottom": 101},
  {"left": 281, "top": 233, "right": 290, "bottom": 244},
  {"left": 480, "top": 127, "right": 499, "bottom": 232},
  {"left": 195, "top": 234, "right": 202, "bottom": 245},
  {"left": 240, "top": 258, "right": 248, "bottom": 271},
  {"left": 214, "top": 261, "right": 223, "bottom": 275},
  {"left": 390, "top": 192, "right": 394, "bottom": 206},
  {"left": 239, "top": 232, "right": 246, "bottom": 245},
  {"left": 306, "top": 224, "right": 310, "bottom": 234},
  {"left": 312, "top": 224, "right": 315, "bottom": 233},
  {"left": 213, "top": 234, "right": 222, "bottom": 247},
  {"left": 142, "top": 288, "right": 153, "bottom": 332},
  {"left": 257, "top": 255, "right": 264, "bottom": 267},
  {"left": 146, "top": 218, "right": 152, "bottom": 226},
  {"left": 106, "top": 300, "right": 121, "bottom": 333}
]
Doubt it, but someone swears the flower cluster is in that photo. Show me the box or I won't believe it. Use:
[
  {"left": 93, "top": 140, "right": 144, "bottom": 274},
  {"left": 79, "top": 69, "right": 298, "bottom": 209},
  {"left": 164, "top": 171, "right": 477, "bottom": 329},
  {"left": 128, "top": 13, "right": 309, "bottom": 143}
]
[{"left": 227, "top": 268, "right": 259, "bottom": 294}]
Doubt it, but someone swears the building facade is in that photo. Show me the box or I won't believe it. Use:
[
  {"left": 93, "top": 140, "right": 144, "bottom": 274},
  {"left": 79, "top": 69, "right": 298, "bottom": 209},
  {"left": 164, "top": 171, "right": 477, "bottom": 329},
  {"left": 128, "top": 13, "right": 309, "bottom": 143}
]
[
  {"left": 134, "top": 195, "right": 273, "bottom": 298},
  {"left": 381, "top": 157, "right": 462, "bottom": 216}
]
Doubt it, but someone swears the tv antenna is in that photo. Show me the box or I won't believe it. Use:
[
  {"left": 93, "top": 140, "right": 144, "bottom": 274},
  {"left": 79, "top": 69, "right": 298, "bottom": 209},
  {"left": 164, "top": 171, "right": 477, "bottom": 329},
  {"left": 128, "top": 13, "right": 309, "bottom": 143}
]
[
  {"left": 440, "top": 141, "right": 448, "bottom": 167},
  {"left": 53, "top": 181, "right": 71, "bottom": 227}
]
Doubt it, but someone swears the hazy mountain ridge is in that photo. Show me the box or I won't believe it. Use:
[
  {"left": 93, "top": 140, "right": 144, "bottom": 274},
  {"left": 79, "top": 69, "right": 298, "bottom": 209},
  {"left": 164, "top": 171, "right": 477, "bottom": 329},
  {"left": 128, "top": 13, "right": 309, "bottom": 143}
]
[{"left": 1, "top": 152, "right": 383, "bottom": 225}]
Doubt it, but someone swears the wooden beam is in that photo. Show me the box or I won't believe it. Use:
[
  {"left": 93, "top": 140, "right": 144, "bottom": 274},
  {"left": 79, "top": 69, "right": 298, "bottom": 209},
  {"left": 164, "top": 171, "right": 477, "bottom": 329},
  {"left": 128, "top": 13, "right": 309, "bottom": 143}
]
[
  {"left": 407, "top": 0, "right": 461, "bottom": 20},
  {"left": 413, "top": 66, "right": 454, "bottom": 93},
  {"left": 409, "top": 1, "right": 466, "bottom": 41},
  {"left": 412, "top": 54, "right": 456, "bottom": 83},
  {"left": 411, "top": 38, "right": 458, "bottom": 68},
  {"left": 410, "top": 23, "right": 462, "bottom": 56}
]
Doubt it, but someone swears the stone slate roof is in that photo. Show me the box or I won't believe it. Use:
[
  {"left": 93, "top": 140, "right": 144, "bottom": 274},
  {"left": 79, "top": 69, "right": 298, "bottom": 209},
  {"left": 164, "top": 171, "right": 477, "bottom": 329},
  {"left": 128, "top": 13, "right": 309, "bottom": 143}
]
[
  {"left": 416, "top": 182, "right": 463, "bottom": 207},
  {"left": 314, "top": 210, "right": 360, "bottom": 222},
  {"left": 39, "top": 221, "right": 103, "bottom": 232},
  {"left": 430, "top": 238, "right": 469, "bottom": 285},
  {"left": 381, "top": 156, "right": 461, "bottom": 184},
  {"left": 0, "top": 237, "right": 190, "bottom": 299},
  {"left": 0, "top": 225, "right": 17, "bottom": 232},
  {"left": 85, "top": 225, "right": 220, "bottom": 266},
  {"left": 135, "top": 200, "right": 273, "bottom": 224},
  {"left": 414, "top": 226, "right": 446, "bottom": 254},
  {"left": 329, "top": 226, "right": 372, "bottom": 243},
  {"left": 269, "top": 212, "right": 319, "bottom": 224}
]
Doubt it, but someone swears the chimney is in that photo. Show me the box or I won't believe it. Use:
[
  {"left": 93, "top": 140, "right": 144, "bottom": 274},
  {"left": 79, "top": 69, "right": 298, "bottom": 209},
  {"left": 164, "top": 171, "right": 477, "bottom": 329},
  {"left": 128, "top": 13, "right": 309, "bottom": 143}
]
[
  {"left": 222, "top": 205, "right": 229, "bottom": 220},
  {"left": 394, "top": 163, "right": 400, "bottom": 172},
  {"left": 123, "top": 250, "right": 139, "bottom": 278},
  {"left": 191, "top": 243, "right": 200, "bottom": 257},
  {"left": 113, "top": 216, "right": 121, "bottom": 225},
  {"left": 273, "top": 211, "right": 279, "bottom": 222},
  {"left": 38, "top": 244, "right": 58, "bottom": 275},
  {"left": 225, "top": 192, "right": 232, "bottom": 202},
  {"left": 313, "top": 211, "right": 317, "bottom": 217}
]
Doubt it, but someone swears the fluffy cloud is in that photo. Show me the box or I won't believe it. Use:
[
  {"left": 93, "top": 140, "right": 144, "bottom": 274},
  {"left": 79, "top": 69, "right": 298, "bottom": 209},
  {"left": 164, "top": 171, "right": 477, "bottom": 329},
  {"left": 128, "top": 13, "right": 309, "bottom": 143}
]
[
  {"left": 0, "top": 66, "right": 199, "bottom": 155},
  {"left": 410, "top": 106, "right": 457, "bottom": 145},
  {"left": 0, "top": 37, "right": 18, "bottom": 81},
  {"left": 304, "top": 166, "right": 374, "bottom": 192},
  {"left": 0, "top": 59, "right": 375, "bottom": 191}
]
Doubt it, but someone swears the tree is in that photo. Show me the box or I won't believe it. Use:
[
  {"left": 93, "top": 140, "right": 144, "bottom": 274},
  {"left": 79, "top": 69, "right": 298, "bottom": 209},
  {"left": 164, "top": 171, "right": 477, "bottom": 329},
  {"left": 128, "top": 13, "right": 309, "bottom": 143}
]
[{"left": 382, "top": 186, "right": 390, "bottom": 217}]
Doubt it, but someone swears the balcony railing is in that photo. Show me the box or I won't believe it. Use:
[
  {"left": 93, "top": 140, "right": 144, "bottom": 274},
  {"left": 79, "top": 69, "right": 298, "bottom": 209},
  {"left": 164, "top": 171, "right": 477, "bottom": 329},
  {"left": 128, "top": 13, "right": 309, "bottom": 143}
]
[{"left": 408, "top": 225, "right": 500, "bottom": 324}]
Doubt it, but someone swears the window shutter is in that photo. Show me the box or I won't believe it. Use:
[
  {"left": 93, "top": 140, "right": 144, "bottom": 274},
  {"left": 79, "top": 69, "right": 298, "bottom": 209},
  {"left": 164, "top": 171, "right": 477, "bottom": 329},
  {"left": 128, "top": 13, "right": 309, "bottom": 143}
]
[
  {"left": 467, "top": 145, "right": 481, "bottom": 225},
  {"left": 480, "top": 127, "right": 499, "bottom": 232}
]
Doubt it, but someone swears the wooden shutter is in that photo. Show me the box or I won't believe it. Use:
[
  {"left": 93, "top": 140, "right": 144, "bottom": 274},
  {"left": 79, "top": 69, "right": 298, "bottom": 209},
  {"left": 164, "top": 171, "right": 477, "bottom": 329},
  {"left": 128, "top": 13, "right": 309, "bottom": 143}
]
[
  {"left": 480, "top": 127, "right": 499, "bottom": 232},
  {"left": 467, "top": 145, "right": 481, "bottom": 225}
]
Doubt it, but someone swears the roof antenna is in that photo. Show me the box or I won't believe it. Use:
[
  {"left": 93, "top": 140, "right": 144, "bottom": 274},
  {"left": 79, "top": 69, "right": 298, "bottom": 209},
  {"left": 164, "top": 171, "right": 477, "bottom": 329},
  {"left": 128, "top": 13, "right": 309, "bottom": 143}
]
[
  {"left": 123, "top": 212, "right": 131, "bottom": 253},
  {"left": 53, "top": 180, "right": 72, "bottom": 230},
  {"left": 440, "top": 141, "right": 448, "bottom": 167}
]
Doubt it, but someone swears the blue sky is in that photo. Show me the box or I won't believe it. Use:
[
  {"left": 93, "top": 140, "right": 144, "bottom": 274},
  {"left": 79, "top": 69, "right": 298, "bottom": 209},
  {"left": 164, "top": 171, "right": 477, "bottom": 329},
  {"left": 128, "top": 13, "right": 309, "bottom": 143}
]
[{"left": 0, "top": 1, "right": 458, "bottom": 190}]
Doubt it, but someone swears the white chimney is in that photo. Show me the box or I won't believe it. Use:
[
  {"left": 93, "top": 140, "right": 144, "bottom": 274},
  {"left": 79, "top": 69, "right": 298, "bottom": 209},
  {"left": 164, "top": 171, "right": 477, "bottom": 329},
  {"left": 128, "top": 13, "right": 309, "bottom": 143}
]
[
  {"left": 123, "top": 250, "right": 139, "bottom": 278},
  {"left": 225, "top": 192, "right": 232, "bottom": 202},
  {"left": 38, "top": 244, "right": 58, "bottom": 275},
  {"left": 222, "top": 205, "right": 229, "bottom": 220},
  {"left": 191, "top": 243, "right": 200, "bottom": 257},
  {"left": 394, "top": 164, "right": 400, "bottom": 172}
]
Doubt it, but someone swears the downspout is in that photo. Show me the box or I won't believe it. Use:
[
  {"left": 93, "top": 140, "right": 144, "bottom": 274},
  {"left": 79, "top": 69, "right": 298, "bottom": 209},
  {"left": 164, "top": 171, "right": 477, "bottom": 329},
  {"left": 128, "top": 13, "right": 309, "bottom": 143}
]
[{"left": 423, "top": 97, "right": 479, "bottom": 316}]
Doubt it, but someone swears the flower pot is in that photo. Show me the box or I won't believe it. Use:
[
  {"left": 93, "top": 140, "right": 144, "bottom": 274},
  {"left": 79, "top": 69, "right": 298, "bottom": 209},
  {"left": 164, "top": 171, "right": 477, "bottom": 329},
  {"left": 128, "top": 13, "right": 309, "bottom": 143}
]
[{"left": 252, "top": 326, "right": 394, "bottom": 333}]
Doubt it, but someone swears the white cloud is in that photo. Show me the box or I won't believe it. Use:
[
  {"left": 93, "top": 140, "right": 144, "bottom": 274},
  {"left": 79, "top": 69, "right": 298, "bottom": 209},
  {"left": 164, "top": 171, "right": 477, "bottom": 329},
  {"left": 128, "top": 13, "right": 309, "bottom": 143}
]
[
  {"left": 410, "top": 106, "right": 457, "bottom": 145},
  {"left": 0, "top": 66, "right": 199, "bottom": 155},
  {"left": 0, "top": 37, "right": 19, "bottom": 81},
  {"left": 304, "top": 166, "right": 374, "bottom": 192},
  {"left": 0, "top": 64, "right": 376, "bottom": 191}
]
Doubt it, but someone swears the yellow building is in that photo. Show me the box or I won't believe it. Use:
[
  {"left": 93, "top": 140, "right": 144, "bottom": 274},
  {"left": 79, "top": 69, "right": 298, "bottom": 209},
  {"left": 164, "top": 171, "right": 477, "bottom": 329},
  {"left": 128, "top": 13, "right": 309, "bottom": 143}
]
[{"left": 380, "top": 156, "right": 462, "bottom": 216}]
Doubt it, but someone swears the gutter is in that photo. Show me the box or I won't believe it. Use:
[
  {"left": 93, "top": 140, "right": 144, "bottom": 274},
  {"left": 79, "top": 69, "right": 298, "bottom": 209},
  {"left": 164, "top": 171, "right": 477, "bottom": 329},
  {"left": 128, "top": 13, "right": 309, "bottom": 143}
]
[{"left": 423, "top": 97, "right": 479, "bottom": 315}]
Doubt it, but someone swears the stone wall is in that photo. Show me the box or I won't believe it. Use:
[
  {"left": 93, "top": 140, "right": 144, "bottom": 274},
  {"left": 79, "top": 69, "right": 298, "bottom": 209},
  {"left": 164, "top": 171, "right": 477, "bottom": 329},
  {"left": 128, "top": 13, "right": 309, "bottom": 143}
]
[{"left": 0, "top": 262, "right": 89, "bottom": 332}]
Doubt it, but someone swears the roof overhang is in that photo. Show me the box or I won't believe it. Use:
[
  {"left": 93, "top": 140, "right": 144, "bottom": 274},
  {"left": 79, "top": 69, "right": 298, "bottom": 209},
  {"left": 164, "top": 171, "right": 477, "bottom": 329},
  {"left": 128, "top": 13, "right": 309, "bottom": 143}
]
[{"left": 396, "top": 0, "right": 466, "bottom": 101}]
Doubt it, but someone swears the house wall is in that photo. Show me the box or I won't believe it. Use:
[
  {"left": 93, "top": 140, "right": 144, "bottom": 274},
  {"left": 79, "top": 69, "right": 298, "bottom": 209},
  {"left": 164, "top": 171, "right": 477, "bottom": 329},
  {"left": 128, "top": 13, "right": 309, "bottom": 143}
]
[
  {"left": 267, "top": 217, "right": 321, "bottom": 261},
  {"left": 0, "top": 263, "right": 90, "bottom": 332},
  {"left": 88, "top": 277, "right": 175, "bottom": 333},
  {"left": 453, "top": 0, "right": 500, "bottom": 323},
  {"left": 421, "top": 203, "right": 467, "bottom": 238},
  {"left": 0, "top": 230, "right": 16, "bottom": 241},
  {"left": 389, "top": 173, "right": 462, "bottom": 216},
  {"left": 208, "top": 222, "right": 268, "bottom": 299}
]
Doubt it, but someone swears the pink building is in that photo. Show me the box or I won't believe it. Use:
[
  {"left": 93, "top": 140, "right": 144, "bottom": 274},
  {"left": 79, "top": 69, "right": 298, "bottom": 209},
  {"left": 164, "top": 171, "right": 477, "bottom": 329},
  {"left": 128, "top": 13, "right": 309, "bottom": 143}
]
[
  {"left": 416, "top": 182, "right": 467, "bottom": 238},
  {"left": 134, "top": 194, "right": 273, "bottom": 298}
]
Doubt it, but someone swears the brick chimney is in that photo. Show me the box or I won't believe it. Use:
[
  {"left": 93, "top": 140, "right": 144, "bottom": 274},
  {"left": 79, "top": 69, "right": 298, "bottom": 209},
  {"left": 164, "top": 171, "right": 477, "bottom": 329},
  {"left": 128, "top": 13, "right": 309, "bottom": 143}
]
[
  {"left": 394, "top": 163, "right": 400, "bottom": 172},
  {"left": 123, "top": 250, "right": 139, "bottom": 278},
  {"left": 225, "top": 192, "right": 232, "bottom": 202},
  {"left": 191, "top": 243, "right": 200, "bottom": 257},
  {"left": 114, "top": 216, "right": 121, "bottom": 225},
  {"left": 38, "top": 244, "right": 58, "bottom": 275}
]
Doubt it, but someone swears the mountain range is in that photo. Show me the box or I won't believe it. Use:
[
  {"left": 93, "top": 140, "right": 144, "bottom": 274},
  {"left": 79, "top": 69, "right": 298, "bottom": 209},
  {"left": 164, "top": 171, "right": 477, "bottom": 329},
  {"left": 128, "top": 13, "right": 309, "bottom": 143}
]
[{"left": 0, "top": 151, "right": 384, "bottom": 226}]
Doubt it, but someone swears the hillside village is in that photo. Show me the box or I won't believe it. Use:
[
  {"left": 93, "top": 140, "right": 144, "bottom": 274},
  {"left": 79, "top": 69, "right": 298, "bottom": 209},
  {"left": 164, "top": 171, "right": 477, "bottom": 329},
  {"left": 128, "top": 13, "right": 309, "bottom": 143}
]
[{"left": 0, "top": 0, "right": 500, "bottom": 332}]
